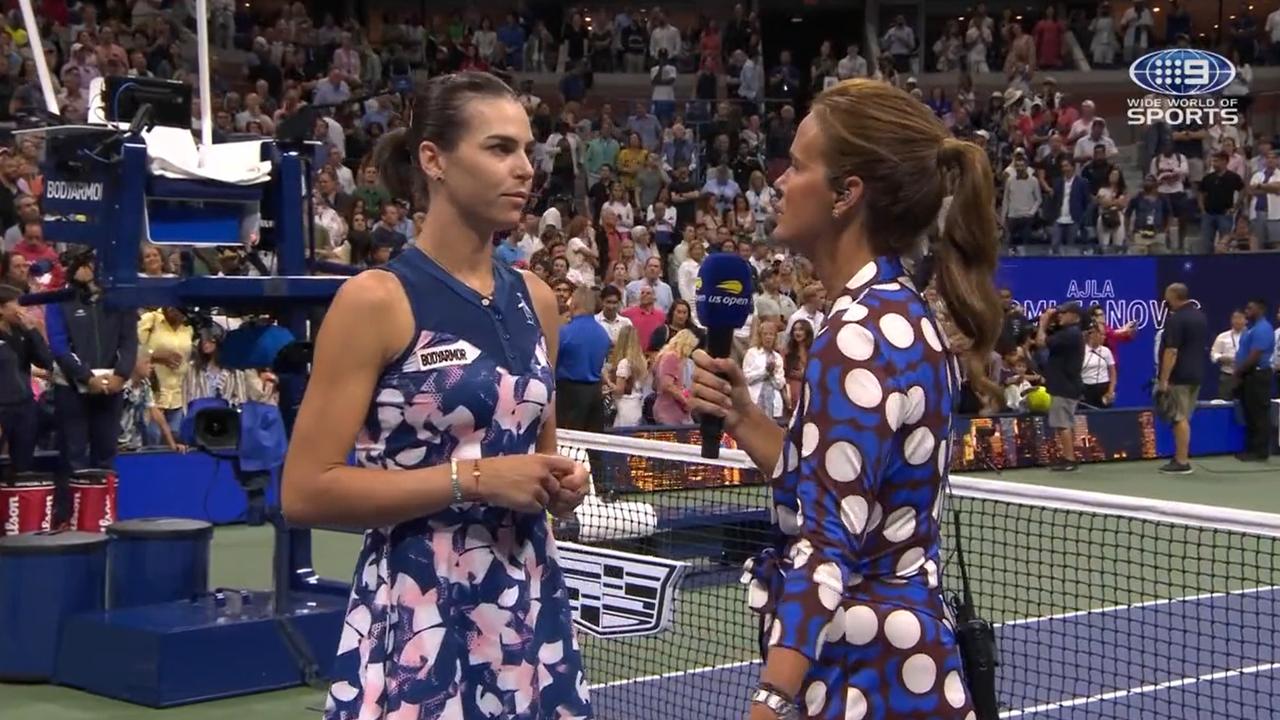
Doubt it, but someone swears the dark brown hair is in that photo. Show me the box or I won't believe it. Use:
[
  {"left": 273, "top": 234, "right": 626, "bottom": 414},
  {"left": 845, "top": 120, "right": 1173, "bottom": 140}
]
[
  {"left": 373, "top": 72, "right": 518, "bottom": 209},
  {"left": 810, "top": 78, "right": 1003, "bottom": 363}
]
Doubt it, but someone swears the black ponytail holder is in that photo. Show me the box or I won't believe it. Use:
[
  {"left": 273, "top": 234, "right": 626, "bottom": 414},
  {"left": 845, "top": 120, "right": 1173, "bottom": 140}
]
[{"left": 912, "top": 247, "right": 937, "bottom": 290}]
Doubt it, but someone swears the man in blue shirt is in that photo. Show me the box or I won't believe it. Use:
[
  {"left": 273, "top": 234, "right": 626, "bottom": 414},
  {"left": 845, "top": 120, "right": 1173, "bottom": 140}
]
[
  {"left": 556, "top": 285, "right": 612, "bottom": 434},
  {"left": 1234, "top": 298, "right": 1275, "bottom": 461}
]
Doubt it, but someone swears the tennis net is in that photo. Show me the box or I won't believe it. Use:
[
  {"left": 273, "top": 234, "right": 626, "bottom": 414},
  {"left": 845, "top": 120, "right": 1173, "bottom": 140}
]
[{"left": 554, "top": 431, "right": 1280, "bottom": 720}]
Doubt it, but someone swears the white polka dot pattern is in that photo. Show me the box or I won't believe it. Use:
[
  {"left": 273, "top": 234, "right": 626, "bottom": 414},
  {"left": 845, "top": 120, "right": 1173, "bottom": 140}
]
[
  {"left": 805, "top": 681, "right": 828, "bottom": 716},
  {"left": 920, "top": 316, "right": 943, "bottom": 352},
  {"left": 825, "top": 441, "right": 863, "bottom": 482},
  {"left": 902, "top": 653, "right": 938, "bottom": 694},
  {"left": 883, "top": 609, "right": 922, "bottom": 650},
  {"left": 839, "top": 495, "right": 869, "bottom": 534},
  {"left": 748, "top": 579, "right": 769, "bottom": 610},
  {"left": 944, "top": 671, "right": 967, "bottom": 708},
  {"left": 904, "top": 426, "right": 935, "bottom": 465},
  {"left": 789, "top": 538, "right": 813, "bottom": 567},
  {"left": 836, "top": 322, "right": 875, "bottom": 361},
  {"left": 829, "top": 295, "right": 855, "bottom": 316},
  {"left": 937, "top": 438, "right": 950, "bottom": 477},
  {"left": 845, "top": 261, "right": 877, "bottom": 289},
  {"left": 904, "top": 385, "right": 927, "bottom": 425},
  {"left": 814, "top": 562, "right": 843, "bottom": 611},
  {"left": 845, "top": 687, "right": 868, "bottom": 720},
  {"left": 871, "top": 282, "right": 901, "bottom": 292},
  {"left": 884, "top": 391, "right": 907, "bottom": 430},
  {"left": 844, "top": 605, "right": 878, "bottom": 645},
  {"left": 879, "top": 313, "right": 915, "bottom": 349},
  {"left": 844, "top": 367, "right": 882, "bottom": 407},
  {"left": 769, "top": 618, "right": 782, "bottom": 646},
  {"left": 882, "top": 506, "right": 918, "bottom": 543},
  {"left": 843, "top": 303, "right": 869, "bottom": 322},
  {"left": 801, "top": 422, "right": 820, "bottom": 457},
  {"left": 924, "top": 559, "right": 939, "bottom": 588},
  {"left": 776, "top": 504, "right": 800, "bottom": 535},
  {"left": 896, "top": 547, "right": 926, "bottom": 576},
  {"left": 867, "top": 502, "right": 883, "bottom": 532}
]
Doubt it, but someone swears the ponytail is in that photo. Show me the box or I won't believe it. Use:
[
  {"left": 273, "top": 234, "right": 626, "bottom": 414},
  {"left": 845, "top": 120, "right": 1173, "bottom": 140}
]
[
  {"left": 932, "top": 136, "right": 1003, "bottom": 404},
  {"left": 372, "top": 127, "right": 427, "bottom": 209}
]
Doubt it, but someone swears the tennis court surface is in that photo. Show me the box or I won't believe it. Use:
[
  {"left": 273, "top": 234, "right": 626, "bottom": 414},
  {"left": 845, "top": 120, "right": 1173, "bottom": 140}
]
[
  {"left": 5, "top": 447, "right": 1278, "bottom": 719},
  {"left": 561, "top": 434, "right": 1280, "bottom": 720}
]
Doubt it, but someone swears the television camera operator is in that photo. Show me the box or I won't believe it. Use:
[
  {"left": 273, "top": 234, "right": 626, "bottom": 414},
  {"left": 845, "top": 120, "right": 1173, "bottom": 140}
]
[
  {"left": 1037, "top": 301, "right": 1085, "bottom": 472},
  {"left": 43, "top": 248, "right": 138, "bottom": 525}
]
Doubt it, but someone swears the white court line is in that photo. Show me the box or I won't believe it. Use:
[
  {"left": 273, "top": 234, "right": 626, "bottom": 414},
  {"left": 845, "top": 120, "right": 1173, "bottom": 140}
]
[
  {"left": 1001, "top": 661, "right": 1280, "bottom": 717},
  {"left": 997, "top": 583, "right": 1280, "bottom": 627},
  {"left": 589, "top": 584, "right": 1280, "bottom": 691}
]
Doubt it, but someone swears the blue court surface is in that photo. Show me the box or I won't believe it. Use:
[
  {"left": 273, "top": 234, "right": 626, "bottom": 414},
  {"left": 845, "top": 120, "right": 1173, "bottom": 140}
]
[{"left": 588, "top": 584, "right": 1280, "bottom": 719}]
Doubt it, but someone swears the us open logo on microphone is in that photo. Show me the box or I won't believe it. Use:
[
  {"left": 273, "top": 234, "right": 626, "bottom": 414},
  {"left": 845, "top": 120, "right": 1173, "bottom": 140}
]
[
  {"left": 1126, "top": 49, "right": 1240, "bottom": 126},
  {"left": 695, "top": 277, "right": 752, "bottom": 307}
]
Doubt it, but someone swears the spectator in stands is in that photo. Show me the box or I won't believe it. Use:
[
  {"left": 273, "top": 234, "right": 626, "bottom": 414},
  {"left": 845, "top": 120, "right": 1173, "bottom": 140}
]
[
  {"left": 640, "top": 291, "right": 695, "bottom": 350},
  {"left": 1248, "top": 149, "right": 1280, "bottom": 249},
  {"left": 137, "top": 307, "right": 193, "bottom": 433},
  {"left": 782, "top": 318, "right": 813, "bottom": 408},
  {"left": 622, "top": 284, "right": 665, "bottom": 349},
  {"left": 607, "top": 324, "right": 648, "bottom": 428},
  {"left": 676, "top": 239, "right": 705, "bottom": 302},
  {"left": 1032, "top": 7, "right": 1067, "bottom": 70},
  {"left": 785, "top": 282, "right": 826, "bottom": 337},
  {"left": 1095, "top": 166, "right": 1129, "bottom": 253},
  {"left": 731, "top": 49, "right": 761, "bottom": 113},
  {"left": 882, "top": 15, "right": 917, "bottom": 73},
  {"left": 1049, "top": 158, "right": 1090, "bottom": 253},
  {"left": 1199, "top": 151, "right": 1245, "bottom": 254},
  {"left": 595, "top": 285, "right": 632, "bottom": 344},
  {"left": 4, "top": 194, "right": 39, "bottom": 251},
  {"left": 1080, "top": 325, "right": 1116, "bottom": 407},
  {"left": 0, "top": 284, "right": 51, "bottom": 472},
  {"left": 651, "top": 328, "right": 698, "bottom": 425},
  {"left": 743, "top": 319, "right": 785, "bottom": 419},
  {"left": 625, "top": 255, "right": 673, "bottom": 311},
  {"left": 13, "top": 221, "right": 62, "bottom": 289},
  {"left": 1038, "top": 302, "right": 1084, "bottom": 471},
  {"left": 1151, "top": 142, "right": 1190, "bottom": 251},
  {"left": 1157, "top": 283, "right": 1208, "bottom": 473},
  {"left": 1120, "top": 1, "right": 1155, "bottom": 62},
  {"left": 1212, "top": 310, "right": 1247, "bottom": 400},
  {"left": 650, "top": 49, "right": 678, "bottom": 125},
  {"left": 1002, "top": 154, "right": 1042, "bottom": 251},
  {"left": 556, "top": 285, "right": 610, "bottom": 434},
  {"left": 118, "top": 355, "right": 181, "bottom": 452},
  {"left": 837, "top": 43, "right": 868, "bottom": 80},
  {"left": 1127, "top": 174, "right": 1172, "bottom": 253}
]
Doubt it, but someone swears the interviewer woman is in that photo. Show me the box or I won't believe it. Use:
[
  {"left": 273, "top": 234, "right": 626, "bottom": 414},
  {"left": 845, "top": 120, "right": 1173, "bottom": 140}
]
[{"left": 690, "top": 79, "right": 1002, "bottom": 720}]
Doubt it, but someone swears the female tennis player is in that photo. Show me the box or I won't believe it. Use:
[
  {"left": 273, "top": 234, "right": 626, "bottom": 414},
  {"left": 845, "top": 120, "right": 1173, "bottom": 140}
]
[
  {"left": 282, "top": 72, "right": 593, "bottom": 719},
  {"left": 691, "top": 78, "right": 1002, "bottom": 720}
]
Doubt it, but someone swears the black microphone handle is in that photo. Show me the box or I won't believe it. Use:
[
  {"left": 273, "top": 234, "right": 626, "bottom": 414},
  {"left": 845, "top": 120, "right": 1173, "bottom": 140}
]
[{"left": 701, "top": 326, "right": 736, "bottom": 459}]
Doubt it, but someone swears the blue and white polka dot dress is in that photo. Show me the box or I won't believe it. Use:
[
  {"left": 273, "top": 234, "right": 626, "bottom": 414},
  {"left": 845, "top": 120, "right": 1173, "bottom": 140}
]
[{"left": 742, "top": 255, "right": 974, "bottom": 720}]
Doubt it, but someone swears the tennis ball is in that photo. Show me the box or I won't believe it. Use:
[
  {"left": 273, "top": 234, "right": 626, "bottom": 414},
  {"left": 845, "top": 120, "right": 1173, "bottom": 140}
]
[{"left": 1026, "top": 387, "right": 1052, "bottom": 413}]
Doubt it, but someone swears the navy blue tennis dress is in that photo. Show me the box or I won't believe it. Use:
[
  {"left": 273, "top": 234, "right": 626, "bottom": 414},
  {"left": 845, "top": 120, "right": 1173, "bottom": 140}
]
[
  {"left": 324, "top": 247, "right": 593, "bottom": 719},
  {"left": 743, "top": 256, "right": 974, "bottom": 720}
]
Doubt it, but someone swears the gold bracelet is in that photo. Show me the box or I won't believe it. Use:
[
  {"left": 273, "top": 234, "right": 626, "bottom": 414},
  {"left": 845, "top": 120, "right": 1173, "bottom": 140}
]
[
  {"left": 449, "top": 458, "right": 463, "bottom": 503},
  {"left": 470, "top": 460, "right": 482, "bottom": 502}
]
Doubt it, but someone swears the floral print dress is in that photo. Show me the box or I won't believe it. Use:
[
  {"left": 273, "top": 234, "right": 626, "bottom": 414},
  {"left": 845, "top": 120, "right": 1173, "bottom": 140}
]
[{"left": 324, "top": 247, "right": 592, "bottom": 720}]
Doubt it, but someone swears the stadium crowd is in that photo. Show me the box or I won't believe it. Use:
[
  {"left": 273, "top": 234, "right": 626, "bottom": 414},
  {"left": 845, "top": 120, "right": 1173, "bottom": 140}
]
[{"left": 0, "top": 1, "right": 1278, "bottom": 459}]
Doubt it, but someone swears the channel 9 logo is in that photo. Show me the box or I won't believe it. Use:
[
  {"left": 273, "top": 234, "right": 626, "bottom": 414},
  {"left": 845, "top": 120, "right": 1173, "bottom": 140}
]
[{"left": 1126, "top": 49, "right": 1240, "bottom": 126}]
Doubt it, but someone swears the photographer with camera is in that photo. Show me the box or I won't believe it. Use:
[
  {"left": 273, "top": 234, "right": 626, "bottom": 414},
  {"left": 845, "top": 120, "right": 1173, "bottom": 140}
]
[
  {"left": 1037, "top": 301, "right": 1085, "bottom": 471},
  {"left": 43, "top": 250, "right": 138, "bottom": 525}
]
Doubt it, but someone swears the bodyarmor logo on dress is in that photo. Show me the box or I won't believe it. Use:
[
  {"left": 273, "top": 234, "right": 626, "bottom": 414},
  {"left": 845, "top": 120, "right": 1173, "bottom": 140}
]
[
  {"left": 413, "top": 339, "right": 481, "bottom": 372},
  {"left": 557, "top": 541, "right": 688, "bottom": 638}
]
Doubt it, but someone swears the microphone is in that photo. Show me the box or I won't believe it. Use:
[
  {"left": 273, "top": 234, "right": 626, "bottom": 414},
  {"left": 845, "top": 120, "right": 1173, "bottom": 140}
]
[{"left": 694, "top": 253, "right": 754, "bottom": 459}]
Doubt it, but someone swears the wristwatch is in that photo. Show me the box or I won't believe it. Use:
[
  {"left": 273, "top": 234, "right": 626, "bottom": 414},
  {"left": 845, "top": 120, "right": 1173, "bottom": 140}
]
[{"left": 750, "top": 684, "right": 800, "bottom": 720}]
